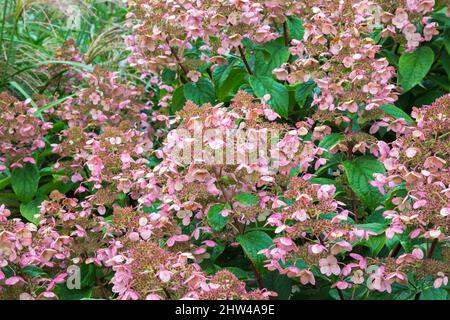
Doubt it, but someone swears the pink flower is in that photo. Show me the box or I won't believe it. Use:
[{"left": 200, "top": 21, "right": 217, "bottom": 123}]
[
  {"left": 146, "top": 294, "right": 162, "bottom": 300},
  {"left": 333, "top": 280, "right": 351, "bottom": 290},
  {"left": 299, "top": 269, "right": 316, "bottom": 285},
  {"left": 350, "top": 253, "right": 367, "bottom": 270},
  {"left": 272, "top": 68, "right": 288, "bottom": 81},
  {"left": 385, "top": 270, "right": 408, "bottom": 285},
  {"left": 309, "top": 244, "right": 326, "bottom": 254},
  {"left": 351, "top": 270, "right": 365, "bottom": 284},
  {"left": 331, "top": 241, "right": 352, "bottom": 255},
  {"left": 319, "top": 255, "right": 341, "bottom": 276},
  {"left": 5, "top": 276, "right": 26, "bottom": 286},
  {"left": 187, "top": 70, "right": 201, "bottom": 83},
  {"left": 166, "top": 234, "right": 190, "bottom": 247},
  {"left": 292, "top": 209, "right": 308, "bottom": 222},
  {"left": 367, "top": 266, "right": 392, "bottom": 293},
  {"left": 392, "top": 8, "right": 409, "bottom": 29},
  {"left": 158, "top": 270, "right": 172, "bottom": 283},
  {"left": 386, "top": 222, "right": 405, "bottom": 239},
  {"left": 433, "top": 272, "right": 448, "bottom": 289}
]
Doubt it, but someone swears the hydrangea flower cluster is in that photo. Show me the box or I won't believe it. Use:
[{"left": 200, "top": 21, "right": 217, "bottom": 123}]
[
  {"left": 372, "top": 94, "right": 449, "bottom": 249},
  {"left": 0, "top": 92, "right": 52, "bottom": 170}
]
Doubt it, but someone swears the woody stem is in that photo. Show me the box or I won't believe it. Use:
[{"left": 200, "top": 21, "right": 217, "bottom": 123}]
[
  {"left": 427, "top": 239, "right": 438, "bottom": 259},
  {"left": 166, "top": 39, "right": 189, "bottom": 83},
  {"left": 238, "top": 45, "right": 253, "bottom": 75},
  {"left": 346, "top": 120, "right": 359, "bottom": 223}
]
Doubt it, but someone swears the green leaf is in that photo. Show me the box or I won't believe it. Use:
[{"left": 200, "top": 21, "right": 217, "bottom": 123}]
[
  {"left": 11, "top": 163, "right": 40, "bottom": 203},
  {"left": 366, "top": 209, "right": 386, "bottom": 224},
  {"left": 170, "top": 86, "right": 186, "bottom": 113},
  {"left": 54, "top": 285, "right": 93, "bottom": 300},
  {"left": 254, "top": 38, "right": 290, "bottom": 77},
  {"left": 441, "top": 49, "right": 450, "bottom": 80},
  {"left": 207, "top": 204, "right": 228, "bottom": 231},
  {"left": 236, "top": 231, "right": 273, "bottom": 273},
  {"left": 214, "top": 64, "right": 247, "bottom": 101},
  {"left": 414, "top": 89, "right": 445, "bottom": 107},
  {"left": 431, "top": 74, "right": 450, "bottom": 92},
  {"left": 294, "top": 80, "right": 316, "bottom": 108},
  {"left": 263, "top": 272, "right": 293, "bottom": 300},
  {"left": 249, "top": 76, "right": 289, "bottom": 118},
  {"left": 233, "top": 193, "right": 259, "bottom": 206},
  {"left": 398, "top": 46, "right": 435, "bottom": 92},
  {"left": 80, "top": 264, "right": 97, "bottom": 288},
  {"left": 0, "top": 176, "right": 11, "bottom": 191},
  {"left": 39, "top": 60, "right": 94, "bottom": 72},
  {"left": 420, "top": 288, "right": 448, "bottom": 300},
  {"left": 286, "top": 16, "right": 304, "bottom": 41},
  {"left": 9, "top": 81, "right": 39, "bottom": 110},
  {"left": 343, "top": 156, "right": 386, "bottom": 210},
  {"left": 319, "top": 133, "right": 343, "bottom": 152},
  {"left": 444, "top": 28, "right": 450, "bottom": 55},
  {"left": 364, "top": 235, "right": 386, "bottom": 256},
  {"left": 21, "top": 266, "right": 47, "bottom": 278},
  {"left": 381, "top": 104, "right": 413, "bottom": 124},
  {"left": 184, "top": 78, "right": 216, "bottom": 105},
  {"left": 20, "top": 196, "right": 45, "bottom": 224},
  {"left": 210, "top": 242, "right": 226, "bottom": 261},
  {"left": 0, "top": 193, "right": 19, "bottom": 208},
  {"left": 225, "top": 267, "right": 251, "bottom": 280},
  {"left": 162, "top": 68, "right": 176, "bottom": 84}
]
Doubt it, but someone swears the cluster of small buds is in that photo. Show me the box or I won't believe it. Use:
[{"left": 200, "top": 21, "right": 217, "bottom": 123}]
[
  {"left": 0, "top": 92, "right": 52, "bottom": 171},
  {"left": 371, "top": 94, "right": 449, "bottom": 242}
]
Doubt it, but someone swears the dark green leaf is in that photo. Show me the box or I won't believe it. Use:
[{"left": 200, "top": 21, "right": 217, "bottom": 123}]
[
  {"left": 363, "top": 235, "right": 386, "bottom": 256},
  {"left": 294, "top": 80, "right": 316, "bottom": 108},
  {"left": 21, "top": 266, "right": 47, "bottom": 278},
  {"left": 343, "top": 156, "right": 386, "bottom": 210},
  {"left": 236, "top": 231, "right": 273, "bottom": 272},
  {"left": 381, "top": 104, "right": 413, "bottom": 124},
  {"left": 11, "top": 163, "right": 40, "bottom": 203},
  {"left": 398, "top": 46, "right": 435, "bottom": 92},
  {"left": 214, "top": 64, "right": 247, "bottom": 101},
  {"left": 207, "top": 204, "right": 228, "bottom": 231},
  {"left": 225, "top": 267, "right": 251, "bottom": 280},
  {"left": 184, "top": 78, "right": 216, "bottom": 105},
  {"left": 319, "top": 133, "right": 343, "bottom": 152},
  {"left": 263, "top": 272, "right": 293, "bottom": 300},
  {"left": 254, "top": 39, "right": 290, "bottom": 77},
  {"left": 233, "top": 193, "right": 259, "bottom": 206},
  {"left": 171, "top": 86, "right": 186, "bottom": 112},
  {"left": 420, "top": 288, "right": 448, "bottom": 300},
  {"left": 249, "top": 76, "right": 289, "bottom": 118},
  {"left": 20, "top": 195, "right": 45, "bottom": 224},
  {"left": 286, "top": 16, "right": 304, "bottom": 41}
]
